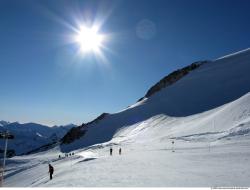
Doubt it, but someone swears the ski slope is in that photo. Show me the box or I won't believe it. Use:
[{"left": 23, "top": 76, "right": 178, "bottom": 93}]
[
  {"left": 2, "top": 48, "right": 250, "bottom": 187},
  {"left": 3, "top": 92, "right": 250, "bottom": 187},
  {"left": 4, "top": 141, "right": 250, "bottom": 187}
]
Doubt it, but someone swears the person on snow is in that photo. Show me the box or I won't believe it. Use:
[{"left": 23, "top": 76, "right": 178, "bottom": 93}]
[
  {"left": 48, "top": 164, "right": 54, "bottom": 180},
  {"left": 110, "top": 147, "right": 113, "bottom": 156},
  {"left": 119, "top": 148, "right": 122, "bottom": 155},
  {"left": 172, "top": 140, "right": 175, "bottom": 152}
]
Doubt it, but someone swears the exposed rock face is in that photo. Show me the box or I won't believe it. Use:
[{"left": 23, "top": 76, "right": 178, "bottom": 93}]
[
  {"left": 137, "top": 61, "right": 209, "bottom": 101},
  {"left": 61, "top": 126, "right": 87, "bottom": 144},
  {"left": 61, "top": 113, "right": 109, "bottom": 145},
  {"left": 85, "top": 113, "right": 109, "bottom": 125}
]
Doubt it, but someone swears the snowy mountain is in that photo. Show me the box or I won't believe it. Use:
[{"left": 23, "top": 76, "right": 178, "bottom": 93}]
[
  {"left": 0, "top": 122, "right": 76, "bottom": 156},
  {"left": 60, "top": 48, "right": 250, "bottom": 152},
  {"left": 3, "top": 48, "right": 250, "bottom": 187},
  {"left": 0, "top": 120, "right": 10, "bottom": 127}
]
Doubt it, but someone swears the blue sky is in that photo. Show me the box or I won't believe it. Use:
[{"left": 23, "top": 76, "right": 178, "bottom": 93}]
[{"left": 0, "top": 0, "right": 250, "bottom": 126}]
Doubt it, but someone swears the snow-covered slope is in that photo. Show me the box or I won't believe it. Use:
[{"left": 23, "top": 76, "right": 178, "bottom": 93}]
[
  {"left": 61, "top": 48, "right": 250, "bottom": 152},
  {"left": 4, "top": 93, "right": 250, "bottom": 187},
  {"left": 111, "top": 92, "right": 250, "bottom": 146},
  {"left": 0, "top": 122, "right": 75, "bottom": 155},
  {"left": 3, "top": 48, "right": 250, "bottom": 187},
  {"left": 4, "top": 91, "right": 250, "bottom": 187}
]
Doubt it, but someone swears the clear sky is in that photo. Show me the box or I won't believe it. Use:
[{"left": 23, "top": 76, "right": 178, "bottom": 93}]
[{"left": 0, "top": 0, "right": 250, "bottom": 126}]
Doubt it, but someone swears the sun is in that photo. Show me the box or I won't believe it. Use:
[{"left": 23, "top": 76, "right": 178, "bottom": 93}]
[
  {"left": 74, "top": 25, "right": 104, "bottom": 53},
  {"left": 70, "top": 23, "right": 109, "bottom": 64}
]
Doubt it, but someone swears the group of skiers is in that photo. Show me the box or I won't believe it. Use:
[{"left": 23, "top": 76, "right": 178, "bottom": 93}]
[
  {"left": 110, "top": 147, "right": 122, "bottom": 156},
  {"left": 58, "top": 152, "right": 74, "bottom": 159}
]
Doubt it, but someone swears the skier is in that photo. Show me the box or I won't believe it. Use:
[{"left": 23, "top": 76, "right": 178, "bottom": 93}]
[
  {"left": 48, "top": 164, "right": 54, "bottom": 180},
  {"left": 110, "top": 147, "right": 113, "bottom": 156},
  {"left": 119, "top": 148, "right": 122, "bottom": 155},
  {"left": 172, "top": 141, "right": 175, "bottom": 152}
]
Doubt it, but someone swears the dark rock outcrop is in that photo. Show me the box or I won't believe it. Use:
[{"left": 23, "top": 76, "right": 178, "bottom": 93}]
[
  {"left": 85, "top": 113, "right": 109, "bottom": 125},
  {"left": 60, "top": 113, "right": 109, "bottom": 145},
  {"left": 137, "top": 61, "right": 209, "bottom": 101},
  {"left": 61, "top": 126, "right": 87, "bottom": 144}
]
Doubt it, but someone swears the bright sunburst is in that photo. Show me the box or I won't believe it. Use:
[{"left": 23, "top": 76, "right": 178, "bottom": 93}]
[{"left": 74, "top": 25, "right": 104, "bottom": 53}]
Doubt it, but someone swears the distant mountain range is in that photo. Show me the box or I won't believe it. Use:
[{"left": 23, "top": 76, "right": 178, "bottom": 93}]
[{"left": 0, "top": 121, "right": 76, "bottom": 156}]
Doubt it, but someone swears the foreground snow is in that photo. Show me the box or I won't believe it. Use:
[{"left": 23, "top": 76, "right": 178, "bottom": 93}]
[{"left": 3, "top": 138, "right": 250, "bottom": 187}]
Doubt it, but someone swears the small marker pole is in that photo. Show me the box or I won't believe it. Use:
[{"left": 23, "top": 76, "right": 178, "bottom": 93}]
[
  {"left": 0, "top": 131, "right": 14, "bottom": 186},
  {"left": 3, "top": 137, "right": 8, "bottom": 170}
]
